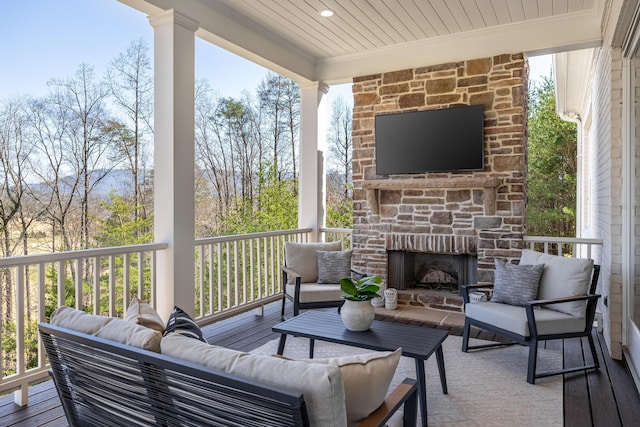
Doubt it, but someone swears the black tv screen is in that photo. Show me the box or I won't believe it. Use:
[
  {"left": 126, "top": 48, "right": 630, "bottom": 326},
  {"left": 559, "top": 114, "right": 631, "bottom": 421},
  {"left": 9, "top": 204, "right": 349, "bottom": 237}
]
[{"left": 375, "top": 105, "right": 484, "bottom": 174}]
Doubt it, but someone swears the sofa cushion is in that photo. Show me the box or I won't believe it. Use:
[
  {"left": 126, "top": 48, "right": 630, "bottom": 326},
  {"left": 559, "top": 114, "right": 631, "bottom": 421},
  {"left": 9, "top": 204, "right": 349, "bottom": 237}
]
[
  {"left": 285, "top": 241, "right": 342, "bottom": 284},
  {"left": 163, "top": 306, "right": 206, "bottom": 342},
  {"left": 297, "top": 348, "right": 402, "bottom": 427},
  {"left": 465, "top": 301, "right": 587, "bottom": 337},
  {"left": 491, "top": 259, "right": 544, "bottom": 306},
  {"left": 317, "top": 250, "right": 353, "bottom": 284},
  {"left": 50, "top": 306, "right": 162, "bottom": 352},
  {"left": 124, "top": 296, "right": 165, "bottom": 332},
  {"left": 519, "top": 249, "right": 594, "bottom": 317},
  {"left": 161, "top": 334, "right": 348, "bottom": 426}
]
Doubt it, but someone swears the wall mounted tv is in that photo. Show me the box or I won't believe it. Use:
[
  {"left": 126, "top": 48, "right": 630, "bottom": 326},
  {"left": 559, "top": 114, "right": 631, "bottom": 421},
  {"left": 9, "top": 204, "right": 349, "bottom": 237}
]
[{"left": 375, "top": 104, "right": 484, "bottom": 175}]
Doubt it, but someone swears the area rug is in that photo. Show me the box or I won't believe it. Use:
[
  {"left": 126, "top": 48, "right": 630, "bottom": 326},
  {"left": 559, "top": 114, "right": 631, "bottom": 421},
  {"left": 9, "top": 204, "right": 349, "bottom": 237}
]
[{"left": 251, "top": 335, "right": 562, "bottom": 426}]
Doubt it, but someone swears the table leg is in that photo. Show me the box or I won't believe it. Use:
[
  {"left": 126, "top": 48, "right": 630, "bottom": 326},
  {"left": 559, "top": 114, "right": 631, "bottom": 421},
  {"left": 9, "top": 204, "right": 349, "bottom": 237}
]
[
  {"left": 309, "top": 339, "right": 315, "bottom": 358},
  {"left": 435, "top": 345, "right": 448, "bottom": 394},
  {"left": 415, "top": 359, "right": 428, "bottom": 427},
  {"left": 277, "top": 334, "right": 287, "bottom": 355}
]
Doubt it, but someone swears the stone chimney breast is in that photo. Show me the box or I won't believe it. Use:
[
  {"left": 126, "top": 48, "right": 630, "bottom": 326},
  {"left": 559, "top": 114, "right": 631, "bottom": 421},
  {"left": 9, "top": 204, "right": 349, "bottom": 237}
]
[{"left": 351, "top": 54, "right": 528, "bottom": 285}]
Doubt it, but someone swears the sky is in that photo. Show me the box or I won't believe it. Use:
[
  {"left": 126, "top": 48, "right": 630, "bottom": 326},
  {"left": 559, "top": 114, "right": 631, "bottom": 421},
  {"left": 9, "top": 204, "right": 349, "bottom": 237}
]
[
  {"left": 0, "top": 0, "right": 277, "bottom": 101},
  {"left": 1, "top": 0, "right": 551, "bottom": 105}
]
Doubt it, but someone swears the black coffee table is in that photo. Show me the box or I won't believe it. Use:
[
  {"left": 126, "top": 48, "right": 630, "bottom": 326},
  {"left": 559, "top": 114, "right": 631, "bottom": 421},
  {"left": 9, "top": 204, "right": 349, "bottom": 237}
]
[{"left": 273, "top": 311, "right": 448, "bottom": 427}]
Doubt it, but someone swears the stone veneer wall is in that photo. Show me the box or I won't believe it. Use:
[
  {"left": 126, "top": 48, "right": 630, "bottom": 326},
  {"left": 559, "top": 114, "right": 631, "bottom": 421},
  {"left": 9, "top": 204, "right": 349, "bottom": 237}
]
[{"left": 351, "top": 54, "right": 528, "bottom": 284}]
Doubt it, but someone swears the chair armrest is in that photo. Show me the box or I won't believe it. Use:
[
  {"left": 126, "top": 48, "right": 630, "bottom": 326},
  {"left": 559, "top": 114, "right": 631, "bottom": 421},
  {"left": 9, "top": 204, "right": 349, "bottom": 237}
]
[
  {"left": 281, "top": 265, "right": 301, "bottom": 281},
  {"left": 357, "top": 378, "right": 418, "bottom": 427},
  {"left": 526, "top": 293, "right": 601, "bottom": 308},
  {"left": 524, "top": 294, "right": 601, "bottom": 337},
  {"left": 351, "top": 269, "right": 367, "bottom": 280},
  {"left": 460, "top": 283, "right": 494, "bottom": 304}
]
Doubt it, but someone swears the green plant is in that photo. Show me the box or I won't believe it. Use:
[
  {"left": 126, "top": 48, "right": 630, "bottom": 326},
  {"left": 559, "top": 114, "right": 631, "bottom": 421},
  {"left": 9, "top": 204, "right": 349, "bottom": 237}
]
[{"left": 340, "top": 275, "right": 381, "bottom": 301}]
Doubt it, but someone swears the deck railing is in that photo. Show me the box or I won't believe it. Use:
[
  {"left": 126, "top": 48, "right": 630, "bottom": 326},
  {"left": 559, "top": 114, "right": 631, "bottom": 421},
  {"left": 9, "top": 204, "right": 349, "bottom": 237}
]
[
  {"left": 0, "top": 243, "right": 168, "bottom": 405},
  {"left": 193, "top": 229, "right": 310, "bottom": 323},
  {"left": 192, "top": 227, "right": 353, "bottom": 324},
  {"left": 0, "top": 231, "right": 600, "bottom": 406},
  {"left": 523, "top": 236, "right": 603, "bottom": 260}
]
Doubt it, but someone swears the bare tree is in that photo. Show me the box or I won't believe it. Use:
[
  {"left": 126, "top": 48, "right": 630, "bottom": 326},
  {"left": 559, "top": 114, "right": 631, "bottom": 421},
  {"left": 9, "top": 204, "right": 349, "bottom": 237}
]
[
  {"left": 27, "top": 96, "right": 78, "bottom": 252},
  {"left": 281, "top": 79, "right": 299, "bottom": 185},
  {"left": 105, "top": 39, "right": 153, "bottom": 222},
  {"left": 327, "top": 96, "right": 353, "bottom": 199},
  {"left": 48, "top": 63, "right": 114, "bottom": 250},
  {"left": 195, "top": 81, "right": 228, "bottom": 234},
  {"left": 0, "top": 99, "right": 30, "bottom": 324},
  {"left": 257, "top": 73, "right": 299, "bottom": 180}
]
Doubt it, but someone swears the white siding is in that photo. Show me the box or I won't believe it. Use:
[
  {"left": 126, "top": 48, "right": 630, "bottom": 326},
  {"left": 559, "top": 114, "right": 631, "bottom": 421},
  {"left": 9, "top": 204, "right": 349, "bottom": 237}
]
[{"left": 584, "top": 44, "right": 624, "bottom": 358}]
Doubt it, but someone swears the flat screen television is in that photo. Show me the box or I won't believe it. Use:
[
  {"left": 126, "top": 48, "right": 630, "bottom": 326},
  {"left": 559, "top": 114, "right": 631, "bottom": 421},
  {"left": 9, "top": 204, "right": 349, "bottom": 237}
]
[{"left": 375, "top": 104, "right": 484, "bottom": 175}]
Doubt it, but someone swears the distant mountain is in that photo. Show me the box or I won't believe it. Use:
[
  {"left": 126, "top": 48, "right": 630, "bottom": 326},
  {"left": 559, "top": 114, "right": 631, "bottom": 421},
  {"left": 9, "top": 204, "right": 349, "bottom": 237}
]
[{"left": 29, "top": 169, "right": 149, "bottom": 197}]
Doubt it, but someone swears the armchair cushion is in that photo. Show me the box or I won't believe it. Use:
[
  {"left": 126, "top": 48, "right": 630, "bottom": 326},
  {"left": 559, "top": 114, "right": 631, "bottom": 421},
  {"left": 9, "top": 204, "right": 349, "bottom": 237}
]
[
  {"left": 491, "top": 259, "right": 544, "bottom": 306},
  {"left": 318, "top": 250, "right": 353, "bottom": 283},
  {"left": 519, "top": 249, "right": 594, "bottom": 317},
  {"left": 284, "top": 241, "right": 342, "bottom": 284},
  {"left": 465, "top": 301, "right": 587, "bottom": 337},
  {"left": 284, "top": 282, "right": 343, "bottom": 303}
]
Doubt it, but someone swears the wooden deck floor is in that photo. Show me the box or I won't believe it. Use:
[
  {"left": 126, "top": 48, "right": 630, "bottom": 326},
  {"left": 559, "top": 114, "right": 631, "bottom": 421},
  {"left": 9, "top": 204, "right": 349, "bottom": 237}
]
[{"left": 2, "top": 303, "right": 640, "bottom": 426}]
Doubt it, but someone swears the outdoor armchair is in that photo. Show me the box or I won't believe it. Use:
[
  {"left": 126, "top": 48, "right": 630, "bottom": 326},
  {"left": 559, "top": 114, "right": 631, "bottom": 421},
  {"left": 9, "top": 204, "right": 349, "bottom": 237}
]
[
  {"left": 461, "top": 249, "right": 601, "bottom": 384},
  {"left": 281, "top": 241, "right": 365, "bottom": 319}
]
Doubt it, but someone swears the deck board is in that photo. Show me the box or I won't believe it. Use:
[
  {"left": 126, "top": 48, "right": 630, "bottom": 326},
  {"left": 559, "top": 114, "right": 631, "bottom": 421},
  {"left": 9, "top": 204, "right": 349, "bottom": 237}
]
[
  {"left": 564, "top": 336, "right": 595, "bottom": 426},
  {"left": 2, "top": 302, "right": 639, "bottom": 426},
  {"left": 588, "top": 335, "right": 623, "bottom": 427}
]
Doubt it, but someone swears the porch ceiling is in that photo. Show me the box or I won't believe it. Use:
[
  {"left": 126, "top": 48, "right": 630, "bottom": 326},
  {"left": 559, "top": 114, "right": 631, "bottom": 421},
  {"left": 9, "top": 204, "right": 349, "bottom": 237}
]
[{"left": 120, "top": 0, "right": 606, "bottom": 85}]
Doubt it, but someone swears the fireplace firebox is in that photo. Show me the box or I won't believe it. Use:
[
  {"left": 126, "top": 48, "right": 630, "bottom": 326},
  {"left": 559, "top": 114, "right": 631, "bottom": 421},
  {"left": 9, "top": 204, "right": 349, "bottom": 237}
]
[{"left": 387, "top": 251, "right": 477, "bottom": 292}]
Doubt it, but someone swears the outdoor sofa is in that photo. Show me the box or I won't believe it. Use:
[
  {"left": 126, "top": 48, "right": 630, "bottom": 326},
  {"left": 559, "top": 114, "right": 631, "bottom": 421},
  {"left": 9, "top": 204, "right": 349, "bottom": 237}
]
[{"left": 40, "top": 304, "right": 418, "bottom": 427}]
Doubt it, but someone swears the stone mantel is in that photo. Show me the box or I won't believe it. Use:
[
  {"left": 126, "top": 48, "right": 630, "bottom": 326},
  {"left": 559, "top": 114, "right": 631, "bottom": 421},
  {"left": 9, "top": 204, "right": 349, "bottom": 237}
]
[{"left": 362, "top": 177, "right": 503, "bottom": 215}]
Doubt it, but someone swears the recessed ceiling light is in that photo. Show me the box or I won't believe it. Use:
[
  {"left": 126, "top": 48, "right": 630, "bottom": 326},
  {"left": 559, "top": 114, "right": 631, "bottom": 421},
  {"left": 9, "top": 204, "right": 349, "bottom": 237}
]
[{"left": 320, "top": 9, "right": 334, "bottom": 17}]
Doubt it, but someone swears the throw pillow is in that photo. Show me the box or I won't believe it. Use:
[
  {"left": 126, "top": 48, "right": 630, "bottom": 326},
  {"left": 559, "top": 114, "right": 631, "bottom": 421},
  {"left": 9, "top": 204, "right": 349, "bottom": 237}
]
[
  {"left": 163, "top": 306, "right": 206, "bottom": 342},
  {"left": 284, "top": 241, "right": 342, "bottom": 283},
  {"left": 124, "top": 296, "right": 165, "bottom": 332},
  {"left": 491, "top": 259, "right": 544, "bottom": 306},
  {"left": 317, "top": 250, "right": 353, "bottom": 284},
  {"left": 50, "top": 306, "right": 162, "bottom": 353},
  {"left": 519, "top": 249, "right": 594, "bottom": 317},
  {"left": 297, "top": 348, "right": 402, "bottom": 427}
]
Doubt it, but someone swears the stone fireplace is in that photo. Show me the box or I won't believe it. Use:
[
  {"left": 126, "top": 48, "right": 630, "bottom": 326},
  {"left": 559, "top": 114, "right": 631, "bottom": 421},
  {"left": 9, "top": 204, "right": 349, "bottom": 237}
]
[{"left": 350, "top": 54, "right": 528, "bottom": 289}]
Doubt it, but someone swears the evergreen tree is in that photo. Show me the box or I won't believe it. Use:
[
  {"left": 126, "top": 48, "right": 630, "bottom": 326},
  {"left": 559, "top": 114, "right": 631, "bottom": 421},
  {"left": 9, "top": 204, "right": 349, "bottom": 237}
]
[{"left": 527, "top": 73, "right": 577, "bottom": 238}]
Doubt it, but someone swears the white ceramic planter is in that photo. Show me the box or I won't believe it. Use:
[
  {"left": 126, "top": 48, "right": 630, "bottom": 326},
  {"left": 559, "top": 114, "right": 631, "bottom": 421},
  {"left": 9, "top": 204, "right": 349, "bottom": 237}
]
[{"left": 340, "top": 299, "right": 375, "bottom": 331}]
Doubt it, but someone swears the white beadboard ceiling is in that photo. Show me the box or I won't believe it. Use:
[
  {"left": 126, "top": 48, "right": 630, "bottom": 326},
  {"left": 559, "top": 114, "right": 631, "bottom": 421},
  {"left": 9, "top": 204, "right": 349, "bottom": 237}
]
[{"left": 120, "top": 0, "right": 606, "bottom": 84}]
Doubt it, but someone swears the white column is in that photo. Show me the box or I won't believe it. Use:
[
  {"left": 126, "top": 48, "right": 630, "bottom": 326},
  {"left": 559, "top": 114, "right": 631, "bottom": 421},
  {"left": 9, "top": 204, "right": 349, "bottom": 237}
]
[
  {"left": 149, "top": 10, "right": 198, "bottom": 320},
  {"left": 299, "top": 82, "right": 329, "bottom": 242}
]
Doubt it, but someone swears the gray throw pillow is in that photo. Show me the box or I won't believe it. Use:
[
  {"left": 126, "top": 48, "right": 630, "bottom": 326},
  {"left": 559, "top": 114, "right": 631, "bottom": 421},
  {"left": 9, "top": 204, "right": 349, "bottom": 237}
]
[
  {"left": 491, "top": 259, "right": 544, "bottom": 306},
  {"left": 317, "top": 250, "right": 353, "bottom": 284}
]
